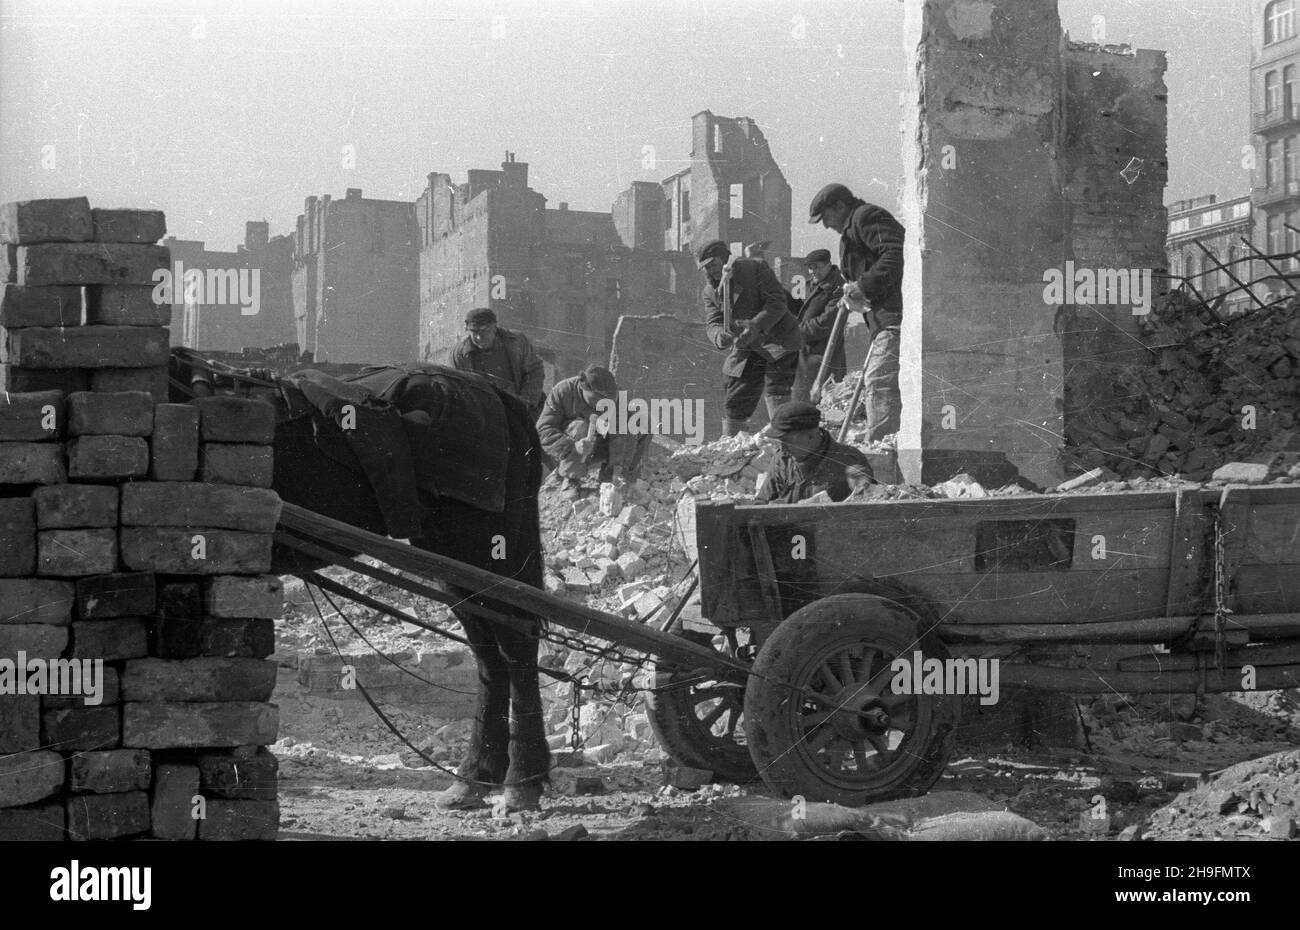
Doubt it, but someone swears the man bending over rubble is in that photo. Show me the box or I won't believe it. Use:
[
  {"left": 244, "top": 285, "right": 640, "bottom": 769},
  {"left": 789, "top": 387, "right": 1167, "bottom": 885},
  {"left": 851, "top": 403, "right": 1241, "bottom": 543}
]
[
  {"left": 537, "top": 364, "right": 623, "bottom": 488},
  {"left": 759, "top": 401, "right": 874, "bottom": 504}
]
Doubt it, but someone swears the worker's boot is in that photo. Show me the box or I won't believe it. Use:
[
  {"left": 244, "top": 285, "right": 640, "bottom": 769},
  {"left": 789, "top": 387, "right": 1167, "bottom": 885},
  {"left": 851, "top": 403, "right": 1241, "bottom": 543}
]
[
  {"left": 765, "top": 393, "right": 792, "bottom": 421},
  {"left": 722, "top": 417, "right": 748, "bottom": 437},
  {"left": 501, "top": 782, "right": 543, "bottom": 812}
]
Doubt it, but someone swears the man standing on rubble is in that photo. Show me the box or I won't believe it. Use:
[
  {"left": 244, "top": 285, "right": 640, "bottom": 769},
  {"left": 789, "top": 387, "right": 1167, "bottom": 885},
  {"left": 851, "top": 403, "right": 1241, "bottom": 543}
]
[
  {"left": 759, "top": 401, "right": 874, "bottom": 504},
  {"left": 536, "top": 364, "right": 625, "bottom": 487},
  {"left": 792, "top": 248, "right": 848, "bottom": 402},
  {"left": 809, "top": 183, "right": 905, "bottom": 441},
  {"left": 452, "top": 307, "right": 546, "bottom": 419},
  {"left": 698, "top": 239, "right": 803, "bottom": 436}
]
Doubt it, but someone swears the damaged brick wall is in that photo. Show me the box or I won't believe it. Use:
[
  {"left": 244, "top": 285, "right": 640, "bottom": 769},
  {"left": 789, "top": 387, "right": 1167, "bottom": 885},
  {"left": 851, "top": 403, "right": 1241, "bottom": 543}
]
[{"left": 608, "top": 314, "right": 725, "bottom": 444}]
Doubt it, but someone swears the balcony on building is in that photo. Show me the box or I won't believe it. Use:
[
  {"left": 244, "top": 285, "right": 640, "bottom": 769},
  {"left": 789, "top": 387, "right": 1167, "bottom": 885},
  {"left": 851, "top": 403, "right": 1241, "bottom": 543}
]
[
  {"left": 1254, "top": 102, "right": 1300, "bottom": 133},
  {"left": 1253, "top": 179, "right": 1300, "bottom": 206}
]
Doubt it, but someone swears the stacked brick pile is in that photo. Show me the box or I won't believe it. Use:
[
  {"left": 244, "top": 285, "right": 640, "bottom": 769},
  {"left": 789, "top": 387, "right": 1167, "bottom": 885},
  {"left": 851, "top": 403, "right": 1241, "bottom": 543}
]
[
  {"left": 0, "top": 197, "right": 282, "bottom": 841},
  {"left": 1065, "top": 290, "right": 1300, "bottom": 481}
]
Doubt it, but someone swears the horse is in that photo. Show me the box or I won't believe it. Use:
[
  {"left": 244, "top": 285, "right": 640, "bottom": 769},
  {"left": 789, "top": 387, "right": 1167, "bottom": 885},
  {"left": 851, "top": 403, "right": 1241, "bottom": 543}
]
[{"left": 168, "top": 348, "right": 551, "bottom": 811}]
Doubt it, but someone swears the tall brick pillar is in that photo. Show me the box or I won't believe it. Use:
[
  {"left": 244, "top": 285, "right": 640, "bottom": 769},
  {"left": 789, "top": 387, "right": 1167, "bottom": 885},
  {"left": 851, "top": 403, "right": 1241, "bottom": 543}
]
[{"left": 899, "top": 0, "right": 1067, "bottom": 489}]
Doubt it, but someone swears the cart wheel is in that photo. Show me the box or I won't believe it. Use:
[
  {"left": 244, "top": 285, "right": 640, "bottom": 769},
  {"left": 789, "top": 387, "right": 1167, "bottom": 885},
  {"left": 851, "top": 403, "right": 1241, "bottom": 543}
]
[
  {"left": 645, "top": 629, "right": 758, "bottom": 783},
  {"left": 744, "top": 594, "right": 959, "bottom": 805}
]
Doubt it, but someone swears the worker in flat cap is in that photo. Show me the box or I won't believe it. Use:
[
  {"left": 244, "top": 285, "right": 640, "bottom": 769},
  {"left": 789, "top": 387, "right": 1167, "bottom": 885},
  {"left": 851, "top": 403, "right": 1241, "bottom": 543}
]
[
  {"left": 537, "top": 364, "right": 642, "bottom": 488},
  {"left": 809, "top": 183, "right": 905, "bottom": 441},
  {"left": 758, "top": 401, "right": 875, "bottom": 504},
  {"left": 697, "top": 239, "right": 803, "bottom": 436},
  {"left": 452, "top": 307, "right": 546, "bottom": 418},
  {"left": 792, "top": 247, "right": 849, "bottom": 402}
]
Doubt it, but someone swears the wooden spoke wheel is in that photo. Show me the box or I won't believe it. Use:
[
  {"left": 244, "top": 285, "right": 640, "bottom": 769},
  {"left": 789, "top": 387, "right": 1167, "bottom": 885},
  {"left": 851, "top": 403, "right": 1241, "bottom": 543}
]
[
  {"left": 645, "top": 628, "right": 758, "bottom": 783},
  {"left": 744, "top": 594, "right": 959, "bottom": 805}
]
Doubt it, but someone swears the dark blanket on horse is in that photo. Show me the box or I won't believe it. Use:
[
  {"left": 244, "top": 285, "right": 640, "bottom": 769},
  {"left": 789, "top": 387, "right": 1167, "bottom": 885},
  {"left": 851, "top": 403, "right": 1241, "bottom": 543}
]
[{"left": 283, "top": 365, "right": 511, "bottom": 538}]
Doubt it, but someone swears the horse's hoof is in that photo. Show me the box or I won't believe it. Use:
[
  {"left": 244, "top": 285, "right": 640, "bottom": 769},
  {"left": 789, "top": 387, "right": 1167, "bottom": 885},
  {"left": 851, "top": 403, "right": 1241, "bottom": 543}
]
[
  {"left": 501, "top": 785, "right": 542, "bottom": 812},
  {"left": 435, "top": 782, "right": 489, "bottom": 811}
]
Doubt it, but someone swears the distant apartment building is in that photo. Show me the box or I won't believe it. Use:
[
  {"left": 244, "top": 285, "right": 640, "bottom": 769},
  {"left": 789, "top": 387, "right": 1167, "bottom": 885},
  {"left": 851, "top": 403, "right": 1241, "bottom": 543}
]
[
  {"left": 1166, "top": 194, "right": 1254, "bottom": 313},
  {"left": 163, "top": 221, "right": 295, "bottom": 352},
  {"left": 1252, "top": 0, "right": 1300, "bottom": 277},
  {"left": 417, "top": 153, "right": 698, "bottom": 378},
  {"left": 292, "top": 188, "right": 419, "bottom": 364}
]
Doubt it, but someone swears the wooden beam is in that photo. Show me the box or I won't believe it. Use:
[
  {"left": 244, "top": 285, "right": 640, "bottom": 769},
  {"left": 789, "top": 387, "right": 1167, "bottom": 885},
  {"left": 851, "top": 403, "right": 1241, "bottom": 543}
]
[
  {"left": 1116, "top": 642, "right": 1300, "bottom": 672},
  {"left": 276, "top": 501, "right": 749, "bottom": 679},
  {"left": 1000, "top": 662, "right": 1300, "bottom": 694},
  {"left": 747, "top": 522, "right": 786, "bottom": 627},
  {"left": 939, "top": 612, "right": 1300, "bottom": 644}
]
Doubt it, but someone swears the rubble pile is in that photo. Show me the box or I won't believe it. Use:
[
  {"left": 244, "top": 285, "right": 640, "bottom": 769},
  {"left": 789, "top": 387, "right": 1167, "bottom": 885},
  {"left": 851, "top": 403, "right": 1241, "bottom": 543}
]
[
  {"left": 815, "top": 374, "right": 898, "bottom": 451},
  {"left": 0, "top": 198, "right": 282, "bottom": 841},
  {"left": 1067, "top": 291, "right": 1300, "bottom": 480}
]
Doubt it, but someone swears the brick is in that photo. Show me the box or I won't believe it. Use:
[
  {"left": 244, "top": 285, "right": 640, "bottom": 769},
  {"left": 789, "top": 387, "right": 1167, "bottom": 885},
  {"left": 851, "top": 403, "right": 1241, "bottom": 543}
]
[
  {"left": 121, "top": 658, "right": 276, "bottom": 703},
  {"left": 198, "top": 799, "right": 278, "bottom": 841},
  {"left": 11, "top": 243, "right": 169, "bottom": 287},
  {"left": 150, "top": 403, "right": 199, "bottom": 480},
  {"left": 0, "top": 284, "right": 82, "bottom": 328},
  {"left": 0, "top": 696, "right": 40, "bottom": 752},
  {"left": 33, "top": 484, "right": 118, "bottom": 528},
  {"left": 66, "top": 435, "right": 148, "bottom": 479},
  {"left": 122, "top": 701, "right": 278, "bottom": 748},
  {"left": 0, "top": 750, "right": 65, "bottom": 808},
  {"left": 150, "top": 762, "right": 199, "bottom": 840},
  {"left": 37, "top": 529, "right": 117, "bottom": 576},
  {"left": 90, "top": 366, "right": 169, "bottom": 403},
  {"left": 0, "top": 442, "right": 66, "bottom": 484},
  {"left": 0, "top": 499, "right": 35, "bottom": 576},
  {"left": 44, "top": 666, "right": 118, "bottom": 708},
  {"left": 0, "top": 365, "right": 88, "bottom": 395},
  {"left": 75, "top": 572, "right": 155, "bottom": 620},
  {"left": 201, "top": 443, "right": 273, "bottom": 486},
  {"left": 206, "top": 575, "right": 283, "bottom": 618},
  {"left": 157, "top": 581, "right": 201, "bottom": 618},
  {"left": 663, "top": 764, "right": 713, "bottom": 789},
  {"left": 67, "top": 390, "right": 154, "bottom": 436},
  {"left": 65, "top": 790, "right": 150, "bottom": 840},
  {"left": 199, "top": 747, "right": 278, "bottom": 800},
  {"left": 3, "top": 325, "right": 168, "bottom": 369},
  {"left": 194, "top": 395, "right": 276, "bottom": 443},
  {"left": 1212, "top": 462, "right": 1270, "bottom": 484},
  {"left": 0, "top": 624, "right": 67, "bottom": 657},
  {"left": 121, "top": 483, "right": 280, "bottom": 532},
  {"left": 0, "top": 244, "right": 12, "bottom": 282},
  {"left": 0, "top": 801, "right": 64, "bottom": 839},
  {"left": 0, "top": 579, "right": 74, "bottom": 625},
  {"left": 84, "top": 284, "right": 170, "bottom": 325},
  {"left": 70, "top": 619, "right": 148, "bottom": 661},
  {"left": 152, "top": 617, "right": 275, "bottom": 660},
  {"left": 0, "top": 388, "right": 63, "bottom": 440},
  {"left": 90, "top": 209, "right": 166, "bottom": 245},
  {"left": 42, "top": 706, "right": 119, "bottom": 751},
  {"left": 69, "top": 749, "right": 150, "bottom": 793},
  {"left": 119, "top": 528, "right": 272, "bottom": 574},
  {"left": 0, "top": 197, "right": 92, "bottom": 244}
]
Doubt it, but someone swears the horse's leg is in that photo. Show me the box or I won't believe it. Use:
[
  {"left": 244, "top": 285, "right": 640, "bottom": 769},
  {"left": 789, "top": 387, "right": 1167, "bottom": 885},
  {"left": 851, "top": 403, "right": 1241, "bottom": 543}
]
[
  {"left": 494, "top": 619, "right": 551, "bottom": 809},
  {"left": 435, "top": 609, "right": 510, "bottom": 808}
]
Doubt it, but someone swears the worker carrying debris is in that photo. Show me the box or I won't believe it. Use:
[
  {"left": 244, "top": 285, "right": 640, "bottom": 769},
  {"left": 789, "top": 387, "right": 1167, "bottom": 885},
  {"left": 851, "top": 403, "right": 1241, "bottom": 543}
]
[
  {"left": 698, "top": 239, "right": 803, "bottom": 436},
  {"left": 537, "top": 364, "right": 647, "bottom": 488},
  {"left": 758, "top": 401, "right": 874, "bottom": 504},
  {"left": 452, "top": 307, "right": 546, "bottom": 418},
  {"left": 792, "top": 248, "right": 849, "bottom": 402},
  {"left": 809, "top": 183, "right": 905, "bottom": 441}
]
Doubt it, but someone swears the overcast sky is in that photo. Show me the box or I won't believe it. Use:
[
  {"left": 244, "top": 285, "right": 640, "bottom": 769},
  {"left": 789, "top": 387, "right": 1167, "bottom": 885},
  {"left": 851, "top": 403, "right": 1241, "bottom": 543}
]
[{"left": 0, "top": 0, "right": 1250, "bottom": 256}]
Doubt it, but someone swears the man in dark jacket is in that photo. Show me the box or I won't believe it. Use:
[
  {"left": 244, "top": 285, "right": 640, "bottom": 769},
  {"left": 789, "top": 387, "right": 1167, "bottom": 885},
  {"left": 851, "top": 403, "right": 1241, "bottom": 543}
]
[
  {"left": 792, "top": 248, "right": 848, "bottom": 402},
  {"left": 536, "top": 364, "right": 621, "bottom": 484},
  {"left": 698, "top": 239, "right": 803, "bottom": 436},
  {"left": 758, "top": 402, "right": 875, "bottom": 504},
  {"left": 452, "top": 307, "right": 546, "bottom": 419},
  {"left": 809, "top": 184, "right": 905, "bottom": 441}
]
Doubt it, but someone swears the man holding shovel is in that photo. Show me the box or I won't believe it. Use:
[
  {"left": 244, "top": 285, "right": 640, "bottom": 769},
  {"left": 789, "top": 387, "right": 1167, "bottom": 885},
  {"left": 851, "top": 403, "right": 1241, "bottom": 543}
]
[
  {"left": 792, "top": 248, "right": 848, "bottom": 403},
  {"left": 809, "top": 183, "right": 905, "bottom": 441}
]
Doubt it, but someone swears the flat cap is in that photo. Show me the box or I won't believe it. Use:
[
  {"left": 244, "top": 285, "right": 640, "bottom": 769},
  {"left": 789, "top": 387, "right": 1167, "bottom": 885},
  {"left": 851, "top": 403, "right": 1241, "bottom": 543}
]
[
  {"left": 808, "top": 183, "right": 853, "bottom": 223},
  {"left": 804, "top": 248, "right": 832, "bottom": 264},
  {"left": 696, "top": 239, "right": 730, "bottom": 268},
  {"left": 465, "top": 307, "right": 497, "bottom": 325},
  {"left": 580, "top": 364, "right": 619, "bottom": 398},
  {"left": 769, "top": 401, "right": 822, "bottom": 437}
]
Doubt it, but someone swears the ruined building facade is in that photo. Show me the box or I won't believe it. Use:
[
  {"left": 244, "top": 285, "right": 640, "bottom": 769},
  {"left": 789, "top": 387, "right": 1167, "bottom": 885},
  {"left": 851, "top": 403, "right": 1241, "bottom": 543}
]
[
  {"left": 1166, "top": 195, "right": 1254, "bottom": 314},
  {"left": 292, "top": 188, "right": 419, "bottom": 364},
  {"left": 417, "top": 154, "right": 698, "bottom": 379},
  {"left": 164, "top": 222, "right": 295, "bottom": 353}
]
